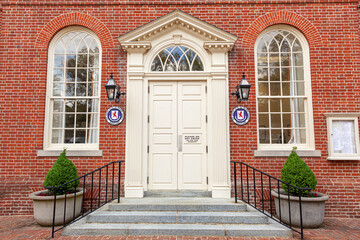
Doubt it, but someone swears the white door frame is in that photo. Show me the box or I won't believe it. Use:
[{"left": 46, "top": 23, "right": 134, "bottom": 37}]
[{"left": 118, "top": 10, "right": 238, "bottom": 198}]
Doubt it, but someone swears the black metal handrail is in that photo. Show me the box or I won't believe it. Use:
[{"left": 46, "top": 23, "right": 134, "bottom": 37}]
[
  {"left": 231, "top": 161, "right": 311, "bottom": 240},
  {"left": 45, "top": 160, "right": 124, "bottom": 238}
]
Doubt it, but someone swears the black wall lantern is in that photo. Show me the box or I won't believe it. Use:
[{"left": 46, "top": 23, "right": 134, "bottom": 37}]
[
  {"left": 231, "top": 72, "right": 251, "bottom": 103},
  {"left": 105, "top": 72, "right": 125, "bottom": 103}
]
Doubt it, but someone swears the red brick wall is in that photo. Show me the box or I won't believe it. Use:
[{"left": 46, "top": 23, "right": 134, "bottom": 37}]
[{"left": 0, "top": 1, "right": 359, "bottom": 218}]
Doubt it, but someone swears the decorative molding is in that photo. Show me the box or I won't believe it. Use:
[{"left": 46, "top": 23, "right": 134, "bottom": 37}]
[
  {"left": 241, "top": 11, "right": 321, "bottom": 48},
  {"left": 204, "top": 42, "right": 235, "bottom": 52},
  {"left": 35, "top": 12, "right": 114, "bottom": 49},
  {"left": 121, "top": 42, "right": 152, "bottom": 52},
  {"left": 118, "top": 9, "right": 238, "bottom": 45}
]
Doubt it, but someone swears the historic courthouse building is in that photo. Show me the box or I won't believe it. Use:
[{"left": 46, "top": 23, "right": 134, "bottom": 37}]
[{"left": 0, "top": 0, "right": 359, "bottom": 219}]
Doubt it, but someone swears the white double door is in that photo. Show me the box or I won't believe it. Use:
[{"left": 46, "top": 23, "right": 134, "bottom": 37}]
[{"left": 148, "top": 81, "right": 207, "bottom": 190}]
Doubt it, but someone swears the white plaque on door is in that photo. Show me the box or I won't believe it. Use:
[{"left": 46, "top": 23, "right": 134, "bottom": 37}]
[{"left": 184, "top": 135, "right": 201, "bottom": 144}]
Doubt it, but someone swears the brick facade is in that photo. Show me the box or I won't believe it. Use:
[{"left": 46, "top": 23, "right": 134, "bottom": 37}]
[{"left": 0, "top": 0, "right": 359, "bottom": 218}]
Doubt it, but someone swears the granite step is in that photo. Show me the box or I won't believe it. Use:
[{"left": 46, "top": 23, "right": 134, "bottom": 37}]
[
  {"left": 63, "top": 222, "right": 293, "bottom": 237},
  {"left": 107, "top": 203, "right": 247, "bottom": 212},
  {"left": 86, "top": 211, "right": 268, "bottom": 224}
]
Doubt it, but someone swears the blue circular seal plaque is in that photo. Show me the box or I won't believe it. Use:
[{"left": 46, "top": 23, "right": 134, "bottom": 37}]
[
  {"left": 231, "top": 106, "right": 250, "bottom": 126},
  {"left": 105, "top": 106, "right": 124, "bottom": 125}
]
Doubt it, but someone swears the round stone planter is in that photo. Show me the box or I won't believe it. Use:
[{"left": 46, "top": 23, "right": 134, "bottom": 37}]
[
  {"left": 271, "top": 189, "right": 329, "bottom": 228},
  {"left": 29, "top": 189, "right": 84, "bottom": 227}
]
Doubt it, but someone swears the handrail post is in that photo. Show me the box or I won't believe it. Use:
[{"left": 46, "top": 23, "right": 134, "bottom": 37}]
[
  {"left": 51, "top": 188, "right": 57, "bottom": 238},
  {"left": 233, "top": 162, "right": 237, "bottom": 203},
  {"left": 299, "top": 189, "right": 304, "bottom": 239},
  {"left": 118, "top": 161, "right": 121, "bottom": 203}
]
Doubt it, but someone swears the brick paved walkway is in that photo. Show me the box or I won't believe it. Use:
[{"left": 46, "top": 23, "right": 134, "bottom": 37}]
[{"left": 0, "top": 216, "right": 359, "bottom": 240}]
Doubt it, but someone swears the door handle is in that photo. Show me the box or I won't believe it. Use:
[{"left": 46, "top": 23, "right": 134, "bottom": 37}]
[{"left": 178, "top": 135, "right": 182, "bottom": 152}]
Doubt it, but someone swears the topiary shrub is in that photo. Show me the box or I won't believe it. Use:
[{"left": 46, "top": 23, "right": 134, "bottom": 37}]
[
  {"left": 281, "top": 147, "right": 317, "bottom": 196},
  {"left": 43, "top": 149, "right": 79, "bottom": 195}
]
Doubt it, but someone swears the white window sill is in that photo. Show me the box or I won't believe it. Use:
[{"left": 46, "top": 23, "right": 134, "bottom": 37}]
[
  {"left": 37, "top": 150, "right": 103, "bottom": 157},
  {"left": 327, "top": 156, "right": 360, "bottom": 161},
  {"left": 254, "top": 149, "right": 321, "bottom": 157}
]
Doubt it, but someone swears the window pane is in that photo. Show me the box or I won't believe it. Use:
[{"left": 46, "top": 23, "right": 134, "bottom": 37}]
[
  {"left": 53, "top": 100, "right": 64, "bottom": 112},
  {"left": 269, "top": 54, "right": 279, "bottom": 67},
  {"left": 76, "top": 69, "right": 87, "bottom": 82},
  {"left": 53, "top": 83, "right": 64, "bottom": 96},
  {"left": 66, "top": 83, "right": 75, "bottom": 96},
  {"left": 65, "top": 114, "right": 75, "bottom": 128},
  {"left": 178, "top": 55, "right": 190, "bottom": 71},
  {"left": 294, "top": 68, "right": 304, "bottom": 81},
  {"left": 66, "top": 69, "right": 75, "bottom": 82},
  {"left": 52, "top": 129, "right": 63, "bottom": 144},
  {"left": 191, "top": 55, "right": 204, "bottom": 71},
  {"left": 52, "top": 114, "right": 63, "bottom": 128},
  {"left": 77, "top": 54, "right": 88, "bottom": 67},
  {"left": 281, "top": 68, "right": 291, "bottom": 81},
  {"left": 258, "top": 99, "right": 268, "bottom": 112},
  {"left": 271, "top": 114, "right": 281, "bottom": 128},
  {"left": 76, "top": 83, "right": 87, "bottom": 96},
  {"left": 259, "top": 129, "right": 270, "bottom": 143},
  {"left": 88, "top": 114, "right": 98, "bottom": 128},
  {"left": 89, "top": 54, "right": 99, "bottom": 67},
  {"left": 258, "top": 82, "right": 269, "bottom": 96},
  {"left": 65, "top": 100, "right": 75, "bottom": 112},
  {"left": 151, "top": 56, "right": 163, "bottom": 71},
  {"left": 54, "top": 55, "right": 65, "bottom": 67},
  {"left": 271, "top": 129, "right": 282, "bottom": 144},
  {"left": 283, "top": 114, "right": 291, "bottom": 128},
  {"left": 66, "top": 55, "right": 76, "bottom": 68},
  {"left": 75, "top": 130, "right": 86, "bottom": 143},
  {"left": 77, "top": 100, "right": 87, "bottom": 112},
  {"left": 332, "top": 120, "right": 356, "bottom": 154},
  {"left": 270, "top": 99, "right": 280, "bottom": 112},
  {"left": 76, "top": 114, "right": 87, "bottom": 128},
  {"left": 281, "top": 53, "right": 291, "bottom": 67},
  {"left": 282, "top": 82, "right": 290, "bottom": 95},
  {"left": 258, "top": 68, "right": 268, "bottom": 81},
  {"left": 257, "top": 54, "right": 268, "bottom": 66},
  {"left": 269, "top": 68, "right": 280, "bottom": 81},
  {"left": 270, "top": 83, "right": 281, "bottom": 96},
  {"left": 64, "top": 130, "right": 74, "bottom": 143},
  {"left": 87, "top": 129, "right": 98, "bottom": 143},
  {"left": 258, "top": 114, "right": 269, "bottom": 128},
  {"left": 54, "top": 68, "right": 64, "bottom": 82},
  {"left": 293, "top": 53, "right": 303, "bottom": 66}
]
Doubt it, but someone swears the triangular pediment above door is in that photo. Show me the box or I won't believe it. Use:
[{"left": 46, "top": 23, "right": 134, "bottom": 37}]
[{"left": 117, "top": 9, "right": 238, "bottom": 50}]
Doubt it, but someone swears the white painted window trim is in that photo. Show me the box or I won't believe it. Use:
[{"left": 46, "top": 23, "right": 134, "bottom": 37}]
[
  {"left": 325, "top": 113, "right": 360, "bottom": 161},
  {"left": 42, "top": 26, "right": 102, "bottom": 152},
  {"left": 254, "top": 25, "right": 315, "bottom": 151}
]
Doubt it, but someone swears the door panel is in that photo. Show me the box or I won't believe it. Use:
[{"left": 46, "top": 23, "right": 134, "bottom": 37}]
[
  {"left": 178, "top": 82, "right": 207, "bottom": 189},
  {"left": 148, "top": 81, "right": 207, "bottom": 190},
  {"left": 148, "top": 82, "right": 177, "bottom": 189}
]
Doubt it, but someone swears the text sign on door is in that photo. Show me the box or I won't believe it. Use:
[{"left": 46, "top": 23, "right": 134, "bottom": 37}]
[{"left": 184, "top": 135, "right": 201, "bottom": 143}]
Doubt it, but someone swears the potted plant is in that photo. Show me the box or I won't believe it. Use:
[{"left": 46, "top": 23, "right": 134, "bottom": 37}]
[
  {"left": 271, "top": 147, "right": 329, "bottom": 228},
  {"left": 29, "top": 149, "right": 84, "bottom": 226}
]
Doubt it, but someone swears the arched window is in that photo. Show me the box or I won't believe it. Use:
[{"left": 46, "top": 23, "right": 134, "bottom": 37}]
[
  {"left": 151, "top": 45, "right": 204, "bottom": 71},
  {"left": 44, "top": 27, "right": 101, "bottom": 150},
  {"left": 255, "top": 26, "right": 314, "bottom": 149}
]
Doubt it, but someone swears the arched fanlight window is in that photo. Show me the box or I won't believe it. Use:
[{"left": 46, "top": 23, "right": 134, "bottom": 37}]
[
  {"left": 151, "top": 45, "right": 204, "bottom": 71},
  {"left": 256, "top": 27, "right": 314, "bottom": 149}
]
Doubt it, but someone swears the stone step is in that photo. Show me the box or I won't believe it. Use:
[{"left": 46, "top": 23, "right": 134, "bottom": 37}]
[
  {"left": 108, "top": 203, "right": 247, "bottom": 212},
  {"left": 86, "top": 211, "right": 268, "bottom": 224},
  {"left": 63, "top": 222, "right": 292, "bottom": 237},
  {"left": 144, "top": 190, "right": 212, "bottom": 198}
]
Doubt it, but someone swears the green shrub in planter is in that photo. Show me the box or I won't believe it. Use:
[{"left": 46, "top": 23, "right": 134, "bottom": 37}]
[
  {"left": 281, "top": 147, "right": 317, "bottom": 196},
  {"left": 43, "top": 149, "right": 79, "bottom": 195}
]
